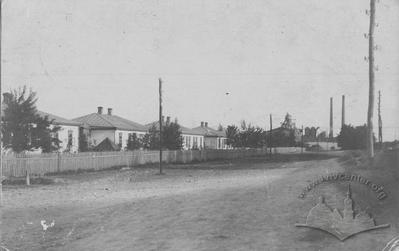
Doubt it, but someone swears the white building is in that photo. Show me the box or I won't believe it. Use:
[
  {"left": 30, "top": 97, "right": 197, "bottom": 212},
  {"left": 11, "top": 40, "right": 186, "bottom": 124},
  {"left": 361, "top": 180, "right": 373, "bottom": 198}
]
[
  {"left": 73, "top": 107, "right": 147, "bottom": 150},
  {"left": 145, "top": 116, "right": 205, "bottom": 150},
  {"left": 37, "top": 111, "right": 81, "bottom": 153},
  {"left": 192, "top": 122, "right": 229, "bottom": 149},
  {"left": 181, "top": 126, "right": 205, "bottom": 150}
]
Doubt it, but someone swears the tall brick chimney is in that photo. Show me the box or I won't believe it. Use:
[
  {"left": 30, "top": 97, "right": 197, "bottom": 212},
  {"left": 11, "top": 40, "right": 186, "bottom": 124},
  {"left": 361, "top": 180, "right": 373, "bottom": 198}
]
[
  {"left": 97, "top": 106, "right": 103, "bottom": 114},
  {"left": 205, "top": 122, "right": 208, "bottom": 128},
  {"left": 201, "top": 122, "right": 204, "bottom": 127},
  {"left": 108, "top": 108, "right": 113, "bottom": 116}
]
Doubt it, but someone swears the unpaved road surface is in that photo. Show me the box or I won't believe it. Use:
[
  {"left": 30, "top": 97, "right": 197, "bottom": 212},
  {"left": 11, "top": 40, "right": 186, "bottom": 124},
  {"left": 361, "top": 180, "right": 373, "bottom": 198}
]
[{"left": 1, "top": 153, "right": 398, "bottom": 250}]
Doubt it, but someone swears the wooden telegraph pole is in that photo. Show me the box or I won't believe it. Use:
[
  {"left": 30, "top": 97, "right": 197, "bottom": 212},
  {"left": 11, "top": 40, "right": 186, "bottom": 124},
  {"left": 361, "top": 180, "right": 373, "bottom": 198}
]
[
  {"left": 329, "top": 97, "right": 333, "bottom": 139},
  {"left": 367, "top": 0, "right": 376, "bottom": 158},
  {"left": 378, "top": 90, "right": 382, "bottom": 146},
  {"left": 269, "top": 114, "right": 272, "bottom": 156},
  {"left": 0, "top": 0, "right": 3, "bottom": 204},
  {"left": 159, "top": 78, "right": 163, "bottom": 174},
  {"left": 301, "top": 125, "right": 304, "bottom": 154}
]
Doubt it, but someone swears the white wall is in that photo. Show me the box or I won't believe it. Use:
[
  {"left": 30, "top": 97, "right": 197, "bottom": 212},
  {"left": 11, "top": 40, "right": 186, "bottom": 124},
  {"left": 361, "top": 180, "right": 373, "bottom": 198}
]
[
  {"left": 90, "top": 129, "right": 115, "bottom": 147},
  {"left": 205, "top": 136, "right": 229, "bottom": 149},
  {"left": 90, "top": 129, "right": 146, "bottom": 150},
  {"left": 182, "top": 134, "right": 204, "bottom": 150},
  {"left": 217, "top": 137, "right": 229, "bottom": 149},
  {"left": 57, "top": 125, "right": 79, "bottom": 153},
  {"left": 115, "top": 130, "right": 146, "bottom": 149},
  {"left": 306, "top": 141, "right": 340, "bottom": 151}
]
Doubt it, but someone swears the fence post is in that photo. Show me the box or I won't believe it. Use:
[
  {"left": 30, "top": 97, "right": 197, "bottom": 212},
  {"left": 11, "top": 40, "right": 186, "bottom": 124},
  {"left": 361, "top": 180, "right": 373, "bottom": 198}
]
[
  {"left": 26, "top": 169, "right": 30, "bottom": 186},
  {"left": 57, "top": 152, "right": 61, "bottom": 173},
  {"left": 174, "top": 150, "right": 177, "bottom": 163}
]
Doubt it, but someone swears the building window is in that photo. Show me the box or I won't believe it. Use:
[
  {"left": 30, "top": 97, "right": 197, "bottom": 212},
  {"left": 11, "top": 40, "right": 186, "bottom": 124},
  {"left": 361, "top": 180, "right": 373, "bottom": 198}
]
[
  {"left": 119, "top": 132, "right": 123, "bottom": 147},
  {"left": 128, "top": 133, "right": 133, "bottom": 145},
  {"left": 193, "top": 137, "right": 198, "bottom": 149},
  {"left": 200, "top": 137, "right": 203, "bottom": 149},
  {"left": 67, "top": 130, "right": 73, "bottom": 150}
]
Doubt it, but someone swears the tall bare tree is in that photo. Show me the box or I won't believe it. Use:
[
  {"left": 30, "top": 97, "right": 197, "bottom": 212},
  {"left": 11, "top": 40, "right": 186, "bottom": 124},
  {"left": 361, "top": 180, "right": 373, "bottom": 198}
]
[{"left": 367, "top": 0, "right": 376, "bottom": 158}]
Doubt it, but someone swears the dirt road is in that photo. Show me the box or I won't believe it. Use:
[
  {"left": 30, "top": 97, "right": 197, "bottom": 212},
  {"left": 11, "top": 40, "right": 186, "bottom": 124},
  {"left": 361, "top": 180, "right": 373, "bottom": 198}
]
[{"left": 1, "top": 153, "right": 398, "bottom": 250}]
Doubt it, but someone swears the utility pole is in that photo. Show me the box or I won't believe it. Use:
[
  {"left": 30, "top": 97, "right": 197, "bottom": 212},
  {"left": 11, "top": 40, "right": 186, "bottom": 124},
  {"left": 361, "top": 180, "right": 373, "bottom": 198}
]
[
  {"left": 367, "top": 0, "right": 376, "bottom": 158},
  {"left": 269, "top": 114, "right": 272, "bottom": 156},
  {"left": 0, "top": 0, "right": 3, "bottom": 205},
  {"left": 378, "top": 90, "right": 382, "bottom": 146},
  {"left": 329, "top": 97, "right": 333, "bottom": 140},
  {"left": 341, "top": 95, "right": 345, "bottom": 129},
  {"left": 301, "top": 125, "right": 304, "bottom": 154},
  {"left": 159, "top": 78, "right": 163, "bottom": 174}
]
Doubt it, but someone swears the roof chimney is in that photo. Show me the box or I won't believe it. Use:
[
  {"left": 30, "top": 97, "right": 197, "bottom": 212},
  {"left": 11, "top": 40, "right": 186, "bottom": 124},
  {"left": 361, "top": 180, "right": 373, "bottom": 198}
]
[
  {"left": 97, "top": 106, "right": 103, "bottom": 114},
  {"left": 166, "top": 116, "right": 171, "bottom": 124},
  {"left": 205, "top": 122, "right": 208, "bottom": 127},
  {"left": 107, "top": 108, "right": 113, "bottom": 116},
  {"left": 201, "top": 122, "right": 204, "bottom": 127}
]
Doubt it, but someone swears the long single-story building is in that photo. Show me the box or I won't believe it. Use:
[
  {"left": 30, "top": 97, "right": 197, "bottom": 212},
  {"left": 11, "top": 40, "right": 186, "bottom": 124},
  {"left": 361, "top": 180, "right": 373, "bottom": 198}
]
[
  {"left": 73, "top": 106, "right": 147, "bottom": 150},
  {"left": 192, "top": 122, "right": 228, "bottom": 149},
  {"left": 145, "top": 116, "right": 205, "bottom": 150}
]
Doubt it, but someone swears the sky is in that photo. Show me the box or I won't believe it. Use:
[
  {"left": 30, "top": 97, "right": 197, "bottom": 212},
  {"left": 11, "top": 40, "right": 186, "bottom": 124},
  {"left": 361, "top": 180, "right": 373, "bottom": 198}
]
[{"left": 2, "top": 0, "right": 399, "bottom": 140}]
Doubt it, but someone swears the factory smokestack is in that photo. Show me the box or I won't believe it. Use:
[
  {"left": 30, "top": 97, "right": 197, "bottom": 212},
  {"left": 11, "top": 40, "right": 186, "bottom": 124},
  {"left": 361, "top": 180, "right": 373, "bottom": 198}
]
[
  {"left": 329, "top": 97, "right": 333, "bottom": 139},
  {"left": 341, "top": 95, "right": 345, "bottom": 128}
]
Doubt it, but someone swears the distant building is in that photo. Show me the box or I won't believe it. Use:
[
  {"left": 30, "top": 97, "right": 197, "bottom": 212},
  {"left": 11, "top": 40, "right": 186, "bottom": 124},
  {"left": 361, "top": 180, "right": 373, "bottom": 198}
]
[
  {"left": 264, "top": 113, "right": 302, "bottom": 147},
  {"left": 73, "top": 107, "right": 147, "bottom": 150},
  {"left": 192, "top": 122, "right": 228, "bottom": 149},
  {"left": 180, "top": 126, "right": 205, "bottom": 150},
  {"left": 145, "top": 116, "right": 205, "bottom": 150},
  {"left": 37, "top": 111, "right": 81, "bottom": 153},
  {"left": 265, "top": 127, "right": 301, "bottom": 147}
]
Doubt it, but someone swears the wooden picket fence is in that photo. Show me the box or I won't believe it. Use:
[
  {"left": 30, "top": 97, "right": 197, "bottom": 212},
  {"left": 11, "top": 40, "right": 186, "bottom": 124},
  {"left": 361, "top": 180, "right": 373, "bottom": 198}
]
[{"left": 1, "top": 148, "right": 268, "bottom": 177}]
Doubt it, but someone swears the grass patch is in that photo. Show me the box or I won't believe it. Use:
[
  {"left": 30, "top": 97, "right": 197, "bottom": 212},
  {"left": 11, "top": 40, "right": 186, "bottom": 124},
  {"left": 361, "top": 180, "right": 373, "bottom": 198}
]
[
  {"left": 46, "top": 165, "right": 126, "bottom": 176},
  {"left": 2, "top": 176, "right": 55, "bottom": 186}
]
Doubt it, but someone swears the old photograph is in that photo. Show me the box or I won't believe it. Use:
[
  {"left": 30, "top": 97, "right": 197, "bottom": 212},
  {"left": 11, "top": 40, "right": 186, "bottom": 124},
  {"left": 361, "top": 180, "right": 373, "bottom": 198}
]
[{"left": 1, "top": 0, "right": 398, "bottom": 250}]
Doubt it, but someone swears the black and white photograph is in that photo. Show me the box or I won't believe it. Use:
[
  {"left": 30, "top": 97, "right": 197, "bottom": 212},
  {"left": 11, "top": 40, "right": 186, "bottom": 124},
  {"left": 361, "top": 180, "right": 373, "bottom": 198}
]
[{"left": 1, "top": 0, "right": 398, "bottom": 250}]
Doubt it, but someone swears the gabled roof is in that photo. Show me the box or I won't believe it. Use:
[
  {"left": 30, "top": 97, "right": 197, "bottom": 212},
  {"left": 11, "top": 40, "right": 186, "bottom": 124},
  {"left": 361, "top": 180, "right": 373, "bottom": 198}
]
[
  {"left": 73, "top": 113, "right": 147, "bottom": 132},
  {"left": 180, "top": 125, "right": 205, "bottom": 136},
  {"left": 92, "top": 137, "right": 120, "bottom": 151},
  {"left": 37, "top": 110, "right": 82, "bottom": 126},
  {"left": 145, "top": 120, "right": 204, "bottom": 136},
  {"left": 144, "top": 120, "right": 159, "bottom": 130},
  {"left": 191, "top": 125, "right": 226, "bottom": 138}
]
